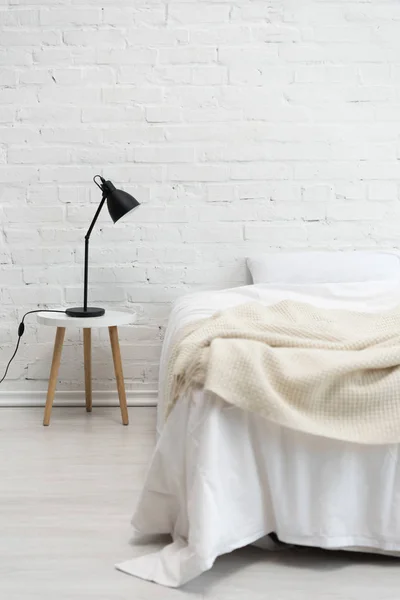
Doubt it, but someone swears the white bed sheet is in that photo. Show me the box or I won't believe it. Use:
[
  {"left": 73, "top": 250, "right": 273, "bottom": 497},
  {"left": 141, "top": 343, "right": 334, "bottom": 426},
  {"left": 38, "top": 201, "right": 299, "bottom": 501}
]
[{"left": 117, "top": 280, "right": 400, "bottom": 587}]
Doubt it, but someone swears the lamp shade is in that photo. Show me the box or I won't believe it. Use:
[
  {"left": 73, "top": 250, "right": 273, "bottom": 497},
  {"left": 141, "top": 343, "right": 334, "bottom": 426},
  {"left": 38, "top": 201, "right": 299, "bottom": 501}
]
[{"left": 102, "top": 179, "right": 140, "bottom": 223}]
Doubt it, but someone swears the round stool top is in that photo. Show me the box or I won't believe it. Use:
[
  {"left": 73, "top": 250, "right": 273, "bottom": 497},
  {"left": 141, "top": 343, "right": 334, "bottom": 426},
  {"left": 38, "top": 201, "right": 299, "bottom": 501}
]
[{"left": 37, "top": 310, "right": 136, "bottom": 329}]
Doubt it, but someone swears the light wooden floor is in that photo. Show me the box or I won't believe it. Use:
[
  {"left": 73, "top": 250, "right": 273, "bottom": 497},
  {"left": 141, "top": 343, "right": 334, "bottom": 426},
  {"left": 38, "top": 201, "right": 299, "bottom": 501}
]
[{"left": 1, "top": 408, "right": 400, "bottom": 600}]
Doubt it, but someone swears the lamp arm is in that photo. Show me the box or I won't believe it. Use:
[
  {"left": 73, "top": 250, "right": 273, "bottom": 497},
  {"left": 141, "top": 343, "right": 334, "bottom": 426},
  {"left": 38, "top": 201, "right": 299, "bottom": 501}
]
[
  {"left": 83, "top": 192, "right": 107, "bottom": 311},
  {"left": 85, "top": 192, "right": 107, "bottom": 241}
]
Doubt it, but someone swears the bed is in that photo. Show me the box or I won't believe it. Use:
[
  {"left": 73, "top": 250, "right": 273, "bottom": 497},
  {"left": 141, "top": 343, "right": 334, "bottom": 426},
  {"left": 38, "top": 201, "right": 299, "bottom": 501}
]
[{"left": 117, "top": 251, "right": 400, "bottom": 587}]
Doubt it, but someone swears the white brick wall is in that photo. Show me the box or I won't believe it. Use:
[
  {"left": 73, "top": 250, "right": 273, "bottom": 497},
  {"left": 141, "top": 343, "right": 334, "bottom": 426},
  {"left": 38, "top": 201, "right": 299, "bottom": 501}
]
[{"left": 1, "top": 0, "right": 400, "bottom": 393}]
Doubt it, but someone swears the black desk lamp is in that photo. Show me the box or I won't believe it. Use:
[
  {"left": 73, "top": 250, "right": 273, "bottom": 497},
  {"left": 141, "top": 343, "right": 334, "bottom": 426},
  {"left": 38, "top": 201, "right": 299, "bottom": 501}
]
[{"left": 66, "top": 176, "right": 140, "bottom": 318}]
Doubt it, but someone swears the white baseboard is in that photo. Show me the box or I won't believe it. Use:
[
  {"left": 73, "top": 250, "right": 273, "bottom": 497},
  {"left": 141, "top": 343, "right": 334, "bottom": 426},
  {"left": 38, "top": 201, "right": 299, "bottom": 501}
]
[{"left": 0, "top": 390, "right": 158, "bottom": 408}]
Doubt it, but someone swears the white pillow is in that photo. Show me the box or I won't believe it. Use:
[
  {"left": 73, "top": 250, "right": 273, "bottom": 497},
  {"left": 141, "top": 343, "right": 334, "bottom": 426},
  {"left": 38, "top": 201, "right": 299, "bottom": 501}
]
[{"left": 246, "top": 251, "right": 400, "bottom": 285}]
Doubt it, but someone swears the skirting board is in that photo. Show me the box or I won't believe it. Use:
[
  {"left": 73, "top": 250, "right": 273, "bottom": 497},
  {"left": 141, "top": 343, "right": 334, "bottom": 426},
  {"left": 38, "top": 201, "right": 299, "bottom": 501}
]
[{"left": 0, "top": 390, "right": 158, "bottom": 408}]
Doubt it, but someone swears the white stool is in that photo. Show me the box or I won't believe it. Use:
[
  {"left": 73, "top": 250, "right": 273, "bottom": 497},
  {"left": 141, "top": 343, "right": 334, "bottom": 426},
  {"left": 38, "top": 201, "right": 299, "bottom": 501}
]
[{"left": 37, "top": 310, "right": 136, "bottom": 426}]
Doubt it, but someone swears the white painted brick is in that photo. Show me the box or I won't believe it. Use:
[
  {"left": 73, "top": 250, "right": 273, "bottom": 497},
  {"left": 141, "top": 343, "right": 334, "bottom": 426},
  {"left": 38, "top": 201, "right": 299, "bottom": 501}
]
[
  {"left": 206, "top": 184, "right": 237, "bottom": 203},
  {"left": 40, "top": 126, "right": 102, "bottom": 144},
  {"left": 0, "top": 267, "right": 23, "bottom": 285},
  {"left": 102, "top": 87, "right": 162, "bottom": 105},
  {"left": 74, "top": 245, "right": 138, "bottom": 266},
  {"left": 10, "top": 247, "right": 73, "bottom": 265},
  {"left": 192, "top": 66, "right": 228, "bottom": 86},
  {"left": 65, "top": 285, "right": 126, "bottom": 303},
  {"left": 1, "top": 30, "right": 60, "bottom": 47},
  {"left": 293, "top": 162, "right": 358, "bottom": 181},
  {"left": 294, "top": 65, "right": 357, "bottom": 84},
  {"left": 96, "top": 48, "right": 157, "bottom": 66},
  {"left": 334, "top": 182, "right": 366, "bottom": 201},
  {"left": 63, "top": 29, "right": 125, "bottom": 48},
  {"left": 229, "top": 65, "right": 293, "bottom": 85},
  {"left": 66, "top": 203, "right": 109, "bottom": 224},
  {"left": 4, "top": 205, "right": 64, "bottom": 223},
  {"left": 230, "top": 163, "right": 292, "bottom": 181},
  {"left": 23, "top": 265, "right": 81, "bottom": 285},
  {"left": 8, "top": 146, "right": 70, "bottom": 165},
  {"left": 244, "top": 223, "right": 308, "bottom": 245},
  {"left": 126, "top": 284, "right": 190, "bottom": 304},
  {"left": 184, "top": 263, "right": 248, "bottom": 285},
  {"left": 71, "top": 147, "right": 126, "bottom": 165},
  {"left": 38, "top": 86, "right": 101, "bottom": 105},
  {"left": 100, "top": 165, "right": 164, "bottom": 183},
  {"left": 102, "top": 7, "right": 166, "bottom": 27},
  {"left": 39, "top": 8, "right": 102, "bottom": 26},
  {"left": 0, "top": 68, "right": 18, "bottom": 86},
  {"left": 190, "top": 26, "right": 251, "bottom": 46},
  {"left": 126, "top": 28, "right": 189, "bottom": 47},
  {"left": 231, "top": 3, "right": 283, "bottom": 22},
  {"left": 168, "top": 165, "right": 229, "bottom": 182},
  {"left": 81, "top": 66, "right": 117, "bottom": 85},
  {"left": 39, "top": 166, "right": 94, "bottom": 183},
  {"left": 122, "top": 65, "right": 192, "bottom": 85},
  {"left": 134, "top": 204, "right": 195, "bottom": 224},
  {"left": 305, "top": 221, "right": 372, "bottom": 246},
  {"left": 219, "top": 46, "right": 278, "bottom": 66},
  {"left": 2, "top": 285, "right": 63, "bottom": 307},
  {"left": 357, "top": 161, "right": 400, "bottom": 180},
  {"left": 147, "top": 265, "right": 186, "bottom": 285},
  {"left": 133, "top": 146, "right": 194, "bottom": 164},
  {"left": 28, "top": 185, "right": 59, "bottom": 205},
  {"left": 360, "top": 65, "right": 392, "bottom": 84},
  {"left": 0, "top": 87, "right": 38, "bottom": 106},
  {"left": 40, "top": 227, "right": 85, "bottom": 245},
  {"left": 183, "top": 108, "right": 242, "bottom": 123},
  {"left": 33, "top": 48, "right": 73, "bottom": 66},
  {"left": 0, "top": 249, "right": 11, "bottom": 265},
  {"left": 168, "top": 4, "right": 230, "bottom": 24},
  {"left": 137, "top": 245, "right": 199, "bottom": 264},
  {"left": 139, "top": 225, "right": 182, "bottom": 243},
  {"left": 164, "top": 85, "right": 219, "bottom": 109},
  {"left": 0, "top": 48, "right": 32, "bottom": 66},
  {"left": 103, "top": 126, "right": 165, "bottom": 144},
  {"left": 252, "top": 24, "right": 301, "bottom": 43},
  {"left": 302, "top": 185, "right": 334, "bottom": 203},
  {"left": 18, "top": 68, "right": 52, "bottom": 85},
  {"left": 0, "top": 186, "right": 25, "bottom": 204},
  {"left": 0, "top": 108, "right": 16, "bottom": 123},
  {"left": 0, "top": 8, "right": 40, "bottom": 27},
  {"left": 181, "top": 224, "right": 243, "bottom": 243},
  {"left": 90, "top": 265, "right": 147, "bottom": 284},
  {"left": 45, "top": 68, "right": 81, "bottom": 85},
  {"left": 368, "top": 182, "right": 398, "bottom": 201},
  {"left": 4, "top": 228, "right": 42, "bottom": 246},
  {"left": 82, "top": 105, "right": 144, "bottom": 123},
  {"left": 0, "top": 166, "right": 38, "bottom": 183},
  {"left": 304, "top": 26, "right": 372, "bottom": 43},
  {"left": 327, "top": 202, "right": 389, "bottom": 221},
  {"left": 151, "top": 182, "right": 203, "bottom": 204},
  {"left": 18, "top": 106, "right": 81, "bottom": 124},
  {"left": 159, "top": 47, "right": 217, "bottom": 65}
]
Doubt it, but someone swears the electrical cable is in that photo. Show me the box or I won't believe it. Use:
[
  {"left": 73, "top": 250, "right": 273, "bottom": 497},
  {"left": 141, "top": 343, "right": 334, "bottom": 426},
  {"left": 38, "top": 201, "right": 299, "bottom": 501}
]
[{"left": 0, "top": 309, "right": 66, "bottom": 384}]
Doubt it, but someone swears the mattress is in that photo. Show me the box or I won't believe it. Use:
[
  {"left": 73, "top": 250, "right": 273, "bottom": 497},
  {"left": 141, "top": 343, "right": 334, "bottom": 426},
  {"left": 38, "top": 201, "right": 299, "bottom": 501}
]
[{"left": 117, "top": 280, "right": 400, "bottom": 587}]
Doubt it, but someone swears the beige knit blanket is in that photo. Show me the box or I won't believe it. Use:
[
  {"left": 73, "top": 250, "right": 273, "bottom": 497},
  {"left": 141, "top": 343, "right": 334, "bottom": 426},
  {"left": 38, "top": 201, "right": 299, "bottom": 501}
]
[{"left": 165, "top": 300, "right": 400, "bottom": 444}]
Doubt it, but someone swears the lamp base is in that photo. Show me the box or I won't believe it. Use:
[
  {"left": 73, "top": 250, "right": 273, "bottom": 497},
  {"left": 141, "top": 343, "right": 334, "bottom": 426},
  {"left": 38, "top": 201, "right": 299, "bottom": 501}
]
[{"left": 65, "top": 307, "right": 105, "bottom": 318}]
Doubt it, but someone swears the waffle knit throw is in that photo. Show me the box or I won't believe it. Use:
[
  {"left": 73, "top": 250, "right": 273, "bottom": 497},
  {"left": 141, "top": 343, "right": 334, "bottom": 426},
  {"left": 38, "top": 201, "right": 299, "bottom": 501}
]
[{"left": 165, "top": 300, "right": 400, "bottom": 444}]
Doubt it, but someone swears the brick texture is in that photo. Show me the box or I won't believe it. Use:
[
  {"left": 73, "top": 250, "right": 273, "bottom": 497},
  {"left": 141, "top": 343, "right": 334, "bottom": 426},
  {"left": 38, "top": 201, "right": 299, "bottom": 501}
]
[{"left": 1, "top": 0, "right": 399, "bottom": 392}]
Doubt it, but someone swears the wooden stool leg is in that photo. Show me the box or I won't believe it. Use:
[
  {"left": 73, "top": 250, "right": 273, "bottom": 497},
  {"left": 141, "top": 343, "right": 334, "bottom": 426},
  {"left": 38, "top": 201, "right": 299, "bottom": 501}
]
[
  {"left": 108, "top": 326, "right": 129, "bottom": 425},
  {"left": 83, "top": 328, "right": 92, "bottom": 413},
  {"left": 43, "top": 327, "right": 65, "bottom": 426}
]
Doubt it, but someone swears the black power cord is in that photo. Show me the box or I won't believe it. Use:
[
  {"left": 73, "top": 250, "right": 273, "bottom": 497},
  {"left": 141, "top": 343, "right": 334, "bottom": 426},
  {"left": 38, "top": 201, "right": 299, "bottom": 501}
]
[{"left": 0, "top": 309, "right": 66, "bottom": 384}]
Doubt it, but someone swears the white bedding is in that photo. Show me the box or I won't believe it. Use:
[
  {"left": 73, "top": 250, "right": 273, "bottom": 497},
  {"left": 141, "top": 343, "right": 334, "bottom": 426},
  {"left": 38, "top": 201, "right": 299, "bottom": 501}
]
[{"left": 117, "top": 280, "right": 400, "bottom": 587}]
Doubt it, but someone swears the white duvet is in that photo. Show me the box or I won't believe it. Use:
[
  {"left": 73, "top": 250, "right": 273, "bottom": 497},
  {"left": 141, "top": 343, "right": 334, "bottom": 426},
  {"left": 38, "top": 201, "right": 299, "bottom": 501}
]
[{"left": 117, "top": 281, "right": 400, "bottom": 587}]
